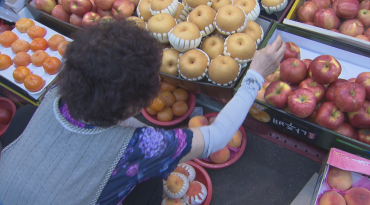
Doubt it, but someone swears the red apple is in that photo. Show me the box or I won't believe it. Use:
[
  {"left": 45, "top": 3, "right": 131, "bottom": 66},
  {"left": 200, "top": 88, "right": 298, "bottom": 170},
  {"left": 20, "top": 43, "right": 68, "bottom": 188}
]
[
  {"left": 356, "top": 72, "right": 370, "bottom": 100},
  {"left": 349, "top": 78, "right": 356, "bottom": 82},
  {"left": 90, "top": 0, "right": 97, "bottom": 12},
  {"left": 356, "top": 35, "right": 370, "bottom": 41},
  {"left": 297, "top": 1, "right": 318, "bottom": 23},
  {"left": 314, "top": 8, "right": 341, "bottom": 30},
  {"left": 262, "top": 82, "right": 271, "bottom": 90},
  {"left": 94, "top": 0, "right": 115, "bottom": 10},
  {"left": 365, "top": 27, "right": 370, "bottom": 39},
  {"left": 306, "top": 111, "right": 317, "bottom": 123},
  {"left": 81, "top": 12, "right": 101, "bottom": 28},
  {"left": 100, "top": 15, "right": 115, "bottom": 23},
  {"left": 360, "top": 0, "right": 370, "bottom": 9},
  {"left": 357, "top": 9, "right": 370, "bottom": 28},
  {"left": 35, "top": 0, "right": 57, "bottom": 14},
  {"left": 312, "top": 0, "right": 331, "bottom": 9},
  {"left": 129, "top": 0, "right": 139, "bottom": 6},
  {"left": 348, "top": 101, "right": 370, "bottom": 128},
  {"left": 330, "top": 28, "right": 340, "bottom": 33},
  {"left": 70, "top": 0, "right": 92, "bottom": 16},
  {"left": 302, "top": 59, "right": 312, "bottom": 69},
  {"left": 61, "top": 0, "right": 72, "bottom": 14},
  {"left": 111, "top": 0, "right": 135, "bottom": 19},
  {"left": 334, "top": 82, "right": 366, "bottom": 112},
  {"left": 51, "top": 5, "right": 70, "bottom": 23},
  {"left": 264, "top": 81, "right": 293, "bottom": 109},
  {"left": 280, "top": 58, "right": 306, "bottom": 84},
  {"left": 315, "top": 102, "right": 344, "bottom": 129},
  {"left": 310, "top": 55, "right": 342, "bottom": 85},
  {"left": 299, "top": 78, "right": 326, "bottom": 102},
  {"left": 256, "top": 90, "right": 266, "bottom": 102},
  {"left": 97, "top": 8, "right": 112, "bottom": 16},
  {"left": 333, "top": 122, "right": 358, "bottom": 139},
  {"left": 288, "top": 88, "right": 317, "bottom": 118},
  {"left": 70, "top": 13, "right": 83, "bottom": 27},
  {"left": 265, "top": 68, "right": 282, "bottom": 82},
  {"left": 304, "top": 22, "right": 315, "bottom": 26},
  {"left": 281, "top": 42, "right": 300, "bottom": 62},
  {"left": 326, "top": 79, "right": 349, "bottom": 102},
  {"left": 332, "top": 0, "right": 359, "bottom": 19},
  {"left": 339, "top": 19, "right": 365, "bottom": 37},
  {"left": 357, "top": 129, "right": 370, "bottom": 144}
]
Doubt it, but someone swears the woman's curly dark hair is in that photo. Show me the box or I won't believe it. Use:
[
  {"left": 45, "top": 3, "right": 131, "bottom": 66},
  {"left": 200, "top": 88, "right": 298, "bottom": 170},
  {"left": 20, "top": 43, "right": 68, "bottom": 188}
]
[{"left": 57, "top": 20, "right": 163, "bottom": 127}]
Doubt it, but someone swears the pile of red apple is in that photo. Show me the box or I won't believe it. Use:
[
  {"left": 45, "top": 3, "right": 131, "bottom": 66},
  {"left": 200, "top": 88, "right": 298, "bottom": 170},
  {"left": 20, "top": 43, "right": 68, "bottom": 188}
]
[
  {"left": 258, "top": 42, "right": 370, "bottom": 145},
  {"left": 34, "top": 0, "right": 138, "bottom": 28},
  {"left": 296, "top": 0, "right": 370, "bottom": 41}
]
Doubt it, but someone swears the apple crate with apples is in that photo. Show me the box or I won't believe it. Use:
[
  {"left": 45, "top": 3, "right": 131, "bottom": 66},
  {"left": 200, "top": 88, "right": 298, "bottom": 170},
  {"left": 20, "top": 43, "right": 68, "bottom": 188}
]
[
  {"left": 237, "top": 22, "right": 370, "bottom": 158},
  {"left": 283, "top": 0, "right": 370, "bottom": 51},
  {"left": 310, "top": 148, "right": 370, "bottom": 205}
]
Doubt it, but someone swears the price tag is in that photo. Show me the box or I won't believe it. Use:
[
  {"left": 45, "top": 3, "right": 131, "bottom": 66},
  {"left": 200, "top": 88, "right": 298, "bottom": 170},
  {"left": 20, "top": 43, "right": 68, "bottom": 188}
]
[{"left": 189, "top": 107, "right": 203, "bottom": 119}]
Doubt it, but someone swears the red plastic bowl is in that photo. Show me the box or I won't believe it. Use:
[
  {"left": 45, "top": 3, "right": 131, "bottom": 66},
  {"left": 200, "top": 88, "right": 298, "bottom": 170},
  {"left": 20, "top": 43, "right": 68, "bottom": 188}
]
[
  {"left": 0, "top": 97, "right": 16, "bottom": 137},
  {"left": 192, "top": 112, "right": 247, "bottom": 169},
  {"left": 141, "top": 92, "right": 196, "bottom": 126},
  {"left": 186, "top": 160, "right": 213, "bottom": 205}
]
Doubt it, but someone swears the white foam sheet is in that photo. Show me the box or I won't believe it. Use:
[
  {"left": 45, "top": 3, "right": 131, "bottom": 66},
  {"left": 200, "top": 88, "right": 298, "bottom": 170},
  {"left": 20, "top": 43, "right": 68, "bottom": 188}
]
[{"left": 0, "top": 19, "right": 72, "bottom": 100}]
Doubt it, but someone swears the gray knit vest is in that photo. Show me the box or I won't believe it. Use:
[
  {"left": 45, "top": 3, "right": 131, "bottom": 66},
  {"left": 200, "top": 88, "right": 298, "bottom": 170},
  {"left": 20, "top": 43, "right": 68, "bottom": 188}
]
[{"left": 0, "top": 87, "right": 135, "bottom": 205}]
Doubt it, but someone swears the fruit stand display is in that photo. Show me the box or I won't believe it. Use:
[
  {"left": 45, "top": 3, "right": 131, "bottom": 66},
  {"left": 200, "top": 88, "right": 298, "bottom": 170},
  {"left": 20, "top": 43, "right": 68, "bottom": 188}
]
[
  {"left": 283, "top": 0, "right": 370, "bottom": 51},
  {"left": 237, "top": 22, "right": 370, "bottom": 158}
]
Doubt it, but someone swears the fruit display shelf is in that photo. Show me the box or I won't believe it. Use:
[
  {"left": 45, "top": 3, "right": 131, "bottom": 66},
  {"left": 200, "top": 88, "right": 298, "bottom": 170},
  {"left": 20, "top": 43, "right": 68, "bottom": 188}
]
[
  {"left": 236, "top": 22, "right": 370, "bottom": 159},
  {"left": 0, "top": 19, "right": 71, "bottom": 101},
  {"left": 283, "top": 0, "right": 370, "bottom": 51}
]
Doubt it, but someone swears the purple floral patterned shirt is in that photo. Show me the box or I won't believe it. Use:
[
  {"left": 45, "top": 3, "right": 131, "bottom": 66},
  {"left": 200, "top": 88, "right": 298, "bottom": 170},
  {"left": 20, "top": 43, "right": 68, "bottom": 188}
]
[{"left": 96, "top": 127, "right": 193, "bottom": 205}]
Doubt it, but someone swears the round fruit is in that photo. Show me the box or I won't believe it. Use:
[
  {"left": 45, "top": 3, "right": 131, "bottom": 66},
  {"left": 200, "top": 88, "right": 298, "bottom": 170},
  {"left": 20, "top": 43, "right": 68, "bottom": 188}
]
[
  {"left": 24, "top": 74, "right": 44, "bottom": 92},
  {"left": 13, "top": 52, "right": 31, "bottom": 67},
  {"left": 0, "top": 31, "right": 18, "bottom": 47},
  {"left": 15, "top": 18, "right": 35, "bottom": 33},
  {"left": 145, "top": 107, "right": 158, "bottom": 115},
  {"left": 58, "top": 41, "right": 70, "bottom": 56},
  {"left": 13, "top": 66, "right": 31, "bottom": 83},
  {"left": 173, "top": 88, "right": 189, "bottom": 101},
  {"left": 43, "top": 57, "right": 61, "bottom": 75},
  {"left": 31, "top": 50, "right": 50, "bottom": 67},
  {"left": 157, "top": 107, "right": 174, "bottom": 122},
  {"left": 149, "top": 95, "right": 166, "bottom": 112},
  {"left": 161, "top": 81, "right": 177, "bottom": 92},
  {"left": 47, "top": 34, "right": 66, "bottom": 51},
  {"left": 30, "top": 38, "right": 48, "bottom": 52},
  {"left": 160, "top": 91, "right": 176, "bottom": 107},
  {"left": 27, "top": 26, "right": 47, "bottom": 39},
  {"left": 0, "top": 54, "right": 12, "bottom": 70},
  {"left": 0, "top": 108, "right": 12, "bottom": 124},
  {"left": 172, "top": 101, "right": 189, "bottom": 116},
  {"left": 11, "top": 39, "right": 30, "bottom": 53}
]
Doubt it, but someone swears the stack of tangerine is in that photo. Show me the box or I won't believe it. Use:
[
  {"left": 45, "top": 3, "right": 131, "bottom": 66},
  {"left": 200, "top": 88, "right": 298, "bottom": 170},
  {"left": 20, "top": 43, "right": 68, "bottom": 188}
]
[
  {"left": 0, "top": 18, "right": 70, "bottom": 92},
  {"left": 145, "top": 81, "right": 190, "bottom": 122}
]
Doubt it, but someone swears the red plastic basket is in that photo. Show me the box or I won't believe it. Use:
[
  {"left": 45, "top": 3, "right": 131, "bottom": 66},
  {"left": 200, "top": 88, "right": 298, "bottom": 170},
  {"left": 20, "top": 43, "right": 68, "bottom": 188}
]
[
  {"left": 0, "top": 97, "right": 16, "bottom": 137},
  {"left": 141, "top": 92, "right": 196, "bottom": 126},
  {"left": 192, "top": 112, "right": 247, "bottom": 169},
  {"left": 186, "top": 160, "right": 213, "bottom": 205}
]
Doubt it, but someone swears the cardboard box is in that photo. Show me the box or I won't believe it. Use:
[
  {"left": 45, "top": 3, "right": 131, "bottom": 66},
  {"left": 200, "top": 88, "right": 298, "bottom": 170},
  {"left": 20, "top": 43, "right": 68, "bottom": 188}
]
[
  {"left": 236, "top": 22, "right": 370, "bottom": 158},
  {"left": 311, "top": 148, "right": 370, "bottom": 205},
  {"left": 283, "top": 0, "right": 370, "bottom": 51}
]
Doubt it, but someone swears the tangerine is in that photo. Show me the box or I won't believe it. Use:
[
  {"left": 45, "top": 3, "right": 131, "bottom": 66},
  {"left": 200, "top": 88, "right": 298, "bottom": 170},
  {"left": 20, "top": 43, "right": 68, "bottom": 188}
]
[
  {"left": 24, "top": 74, "right": 44, "bottom": 92},
  {"left": 31, "top": 50, "right": 49, "bottom": 67},
  {"left": 0, "top": 31, "right": 18, "bottom": 47},
  {"left": 27, "top": 26, "right": 47, "bottom": 39},
  {"left": 15, "top": 18, "right": 35, "bottom": 33},
  {"left": 47, "top": 34, "right": 66, "bottom": 51},
  {"left": 149, "top": 95, "right": 166, "bottom": 112},
  {"left": 145, "top": 107, "right": 158, "bottom": 115},
  {"left": 57, "top": 41, "right": 70, "bottom": 56},
  {"left": 157, "top": 107, "right": 174, "bottom": 122},
  {"left": 13, "top": 52, "right": 31, "bottom": 67},
  {"left": 43, "top": 57, "right": 61, "bottom": 75},
  {"left": 30, "top": 38, "right": 48, "bottom": 52},
  {"left": 0, "top": 54, "right": 12, "bottom": 70},
  {"left": 160, "top": 91, "right": 176, "bottom": 107},
  {"left": 13, "top": 66, "right": 31, "bottom": 83},
  {"left": 173, "top": 88, "right": 189, "bottom": 101},
  {"left": 11, "top": 39, "right": 30, "bottom": 53},
  {"left": 161, "top": 81, "right": 177, "bottom": 92},
  {"left": 172, "top": 101, "right": 189, "bottom": 117}
]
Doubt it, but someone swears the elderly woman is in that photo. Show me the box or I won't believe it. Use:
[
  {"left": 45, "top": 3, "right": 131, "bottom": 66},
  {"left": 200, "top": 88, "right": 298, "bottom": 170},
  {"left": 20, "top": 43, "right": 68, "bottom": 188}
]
[{"left": 0, "top": 20, "right": 285, "bottom": 205}]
